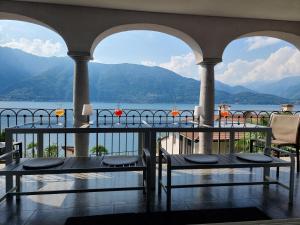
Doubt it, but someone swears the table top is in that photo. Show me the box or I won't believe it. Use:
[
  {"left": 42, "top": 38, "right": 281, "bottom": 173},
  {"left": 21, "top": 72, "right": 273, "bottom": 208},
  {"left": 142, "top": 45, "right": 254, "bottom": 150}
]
[{"left": 5, "top": 120, "right": 271, "bottom": 134}]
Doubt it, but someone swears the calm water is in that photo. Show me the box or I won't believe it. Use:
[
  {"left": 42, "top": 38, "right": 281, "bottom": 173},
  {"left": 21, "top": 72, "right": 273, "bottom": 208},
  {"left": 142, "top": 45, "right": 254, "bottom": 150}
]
[{"left": 1, "top": 101, "right": 299, "bottom": 111}]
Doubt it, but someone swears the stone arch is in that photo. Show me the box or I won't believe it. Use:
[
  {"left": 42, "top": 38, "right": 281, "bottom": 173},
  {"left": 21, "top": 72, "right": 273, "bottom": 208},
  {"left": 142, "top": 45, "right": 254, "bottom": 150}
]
[
  {"left": 0, "top": 12, "right": 69, "bottom": 50},
  {"left": 91, "top": 23, "right": 203, "bottom": 64},
  {"left": 221, "top": 30, "right": 300, "bottom": 57}
]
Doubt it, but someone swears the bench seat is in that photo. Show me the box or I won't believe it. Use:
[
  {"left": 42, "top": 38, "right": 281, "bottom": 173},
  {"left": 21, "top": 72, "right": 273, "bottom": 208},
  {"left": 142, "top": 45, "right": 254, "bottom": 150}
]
[
  {"left": 0, "top": 149, "right": 151, "bottom": 210},
  {"left": 158, "top": 147, "right": 295, "bottom": 211},
  {"left": 0, "top": 156, "right": 146, "bottom": 176},
  {"left": 169, "top": 154, "right": 291, "bottom": 170}
]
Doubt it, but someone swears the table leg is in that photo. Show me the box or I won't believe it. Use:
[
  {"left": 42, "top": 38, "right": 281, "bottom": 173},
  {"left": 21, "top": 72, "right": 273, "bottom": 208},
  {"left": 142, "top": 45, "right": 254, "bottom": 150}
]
[
  {"left": 150, "top": 131, "right": 156, "bottom": 190},
  {"left": 5, "top": 130, "right": 13, "bottom": 199},
  {"left": 264, "top": 130, "right": 272, "bottom": 179},
  {"left": 143, "top": 131, "right": 156, "bottom": 190}
]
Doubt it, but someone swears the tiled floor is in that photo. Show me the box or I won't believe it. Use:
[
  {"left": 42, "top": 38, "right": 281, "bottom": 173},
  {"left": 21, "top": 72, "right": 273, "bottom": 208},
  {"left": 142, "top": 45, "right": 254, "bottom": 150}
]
[{"left": 0, "top": 167, "right": 298, "bottom": 225}]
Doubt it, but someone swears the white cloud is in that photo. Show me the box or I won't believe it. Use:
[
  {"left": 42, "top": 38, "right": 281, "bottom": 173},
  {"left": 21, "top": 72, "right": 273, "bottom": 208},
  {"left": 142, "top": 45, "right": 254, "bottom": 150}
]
[
  {"left": 141, "top": 52, "right": 200, "bottom": 79},
  {"left": 217, "top": 46, "right": 300, "bottom": 85},
  {"left": 141, "top": 60, "right": 157, "bottom": 67},
  {"left": 0, "top": 38, "right": 63, "bottom": 57},
  {"left": 91, "top": 59, "right": 103, "bottom": 63},
  {"left": 246, "top": 37, "right": 281, "bottom": 51}
]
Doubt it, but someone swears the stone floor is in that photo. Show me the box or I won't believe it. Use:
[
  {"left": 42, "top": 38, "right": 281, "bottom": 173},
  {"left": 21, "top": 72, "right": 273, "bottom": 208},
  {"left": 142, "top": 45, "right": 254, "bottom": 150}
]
[{"left": 0, "top": 166, "right": 299, "bottom": 225}]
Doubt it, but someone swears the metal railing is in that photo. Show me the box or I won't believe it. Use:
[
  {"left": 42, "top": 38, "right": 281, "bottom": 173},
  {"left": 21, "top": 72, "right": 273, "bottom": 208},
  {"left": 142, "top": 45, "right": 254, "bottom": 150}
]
[{"left": 1, "top": 107, "right": 298, "bottom": 157}]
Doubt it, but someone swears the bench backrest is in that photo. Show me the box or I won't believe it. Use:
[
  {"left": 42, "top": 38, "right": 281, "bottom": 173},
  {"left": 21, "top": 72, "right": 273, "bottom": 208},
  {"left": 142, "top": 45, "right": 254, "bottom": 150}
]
[{"left": 269, "top": 114, "right": 300, "bottom": 144}]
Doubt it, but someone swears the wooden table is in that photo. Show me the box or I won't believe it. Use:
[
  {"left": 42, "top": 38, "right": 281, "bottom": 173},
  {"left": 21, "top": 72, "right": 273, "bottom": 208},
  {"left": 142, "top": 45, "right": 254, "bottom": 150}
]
[{"left": 3, "top": 122, "right": 272, "bottom": 194}]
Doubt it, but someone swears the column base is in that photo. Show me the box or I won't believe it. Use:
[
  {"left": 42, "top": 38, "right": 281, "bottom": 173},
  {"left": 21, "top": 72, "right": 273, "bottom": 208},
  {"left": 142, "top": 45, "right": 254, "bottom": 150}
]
[
  {"left": 74, "top": 133, "right": 89, "bottom": 157},
  {"left": 198, "top": 132, "right": 213, "bottom": 154}
]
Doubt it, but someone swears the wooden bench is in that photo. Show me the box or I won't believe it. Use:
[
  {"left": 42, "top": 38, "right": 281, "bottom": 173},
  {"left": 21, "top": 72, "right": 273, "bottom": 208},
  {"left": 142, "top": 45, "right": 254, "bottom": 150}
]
[
  {"left": 158, "top": 147, "right": 295, "bottom": 211},
  {"left": 0, "top": 148, "right": 151, "bottom": 210}
]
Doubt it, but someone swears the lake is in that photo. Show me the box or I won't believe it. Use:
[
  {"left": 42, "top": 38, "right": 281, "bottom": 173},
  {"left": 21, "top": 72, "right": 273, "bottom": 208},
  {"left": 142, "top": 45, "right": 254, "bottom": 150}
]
[{"left": 1, "top": 101, "right": 299, "bottom": 111}]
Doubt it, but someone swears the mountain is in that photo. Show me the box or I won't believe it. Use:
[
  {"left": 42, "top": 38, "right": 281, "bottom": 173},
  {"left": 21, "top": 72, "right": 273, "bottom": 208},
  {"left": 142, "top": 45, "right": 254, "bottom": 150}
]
[
  {"left": 0, "top": 47, "right": 291, "bottom": 104},
  {"left": 215, "top": 81, "right": 255, "bottom": 94},
  {"left": 247, "top": 76, "right": 300, "bottom": 100}
]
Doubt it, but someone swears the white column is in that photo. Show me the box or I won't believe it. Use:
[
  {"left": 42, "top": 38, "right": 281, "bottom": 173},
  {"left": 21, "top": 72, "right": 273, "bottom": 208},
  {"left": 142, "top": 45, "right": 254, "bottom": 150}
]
[
  {"left": 198, "top": 58, "right": 221, "bottom": 154},
  {"left": 68, "top": 52, "right": 91, "bottom": 157}
]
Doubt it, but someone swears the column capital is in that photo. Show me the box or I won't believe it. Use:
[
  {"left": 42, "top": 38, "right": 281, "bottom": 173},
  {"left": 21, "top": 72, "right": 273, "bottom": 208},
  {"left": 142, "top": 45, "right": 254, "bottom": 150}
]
[
  {"left": 68, "top": 51, "right": 93, "bottom": 61},
  {"left": 199, "top": 58, "right": 222, "bottom": 66}
]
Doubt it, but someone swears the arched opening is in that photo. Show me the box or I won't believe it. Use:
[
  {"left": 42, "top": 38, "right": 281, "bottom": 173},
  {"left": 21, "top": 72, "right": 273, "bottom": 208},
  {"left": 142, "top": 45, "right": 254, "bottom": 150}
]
[
  {"left": 0, "top": 17, "right": 73, "bottom": 158},
  {"left": 217, "top": 32, "right": 300, "bottom": 109},
  {"left": 90, "top": 29, "right": 204, "bottom": 155},
  {"left": 90, "top": 29, "right": 203, "bottom": 105},
  {"left": 0, "top": 18, "right": 70, "bottom": 103},
  {"left": 91, "top": 24, "right": 203, "bottom": 64},
  {"left": 217, "top": 32, "right": 300, "bottom": 164}
]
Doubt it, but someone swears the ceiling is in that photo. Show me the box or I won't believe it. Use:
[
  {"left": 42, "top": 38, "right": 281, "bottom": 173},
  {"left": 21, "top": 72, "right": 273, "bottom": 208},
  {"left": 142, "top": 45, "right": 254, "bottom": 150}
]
[{"left": 15, "top": 0, "right": 300, "bottom": 22}]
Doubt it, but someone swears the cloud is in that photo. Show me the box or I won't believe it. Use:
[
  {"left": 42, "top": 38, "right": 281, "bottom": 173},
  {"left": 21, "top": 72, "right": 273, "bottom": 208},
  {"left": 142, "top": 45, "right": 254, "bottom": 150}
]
[
  {"left": 246, "top": 37, "right": 281, "bottom": 51},
  {"left": 216, "top": 46, "right": 300, "bottom": 85},
  {"left": 141, "top": 60, "right": 157, "bottom": 67},
  {"left": 91, "top": 59, "right": 104, "bottom": 64},
  {"left": 141, "top": 52, "right": 200, "bottom": 79},
  {"left": 0, "top": 38, "right": 63, "bottom": 57}
]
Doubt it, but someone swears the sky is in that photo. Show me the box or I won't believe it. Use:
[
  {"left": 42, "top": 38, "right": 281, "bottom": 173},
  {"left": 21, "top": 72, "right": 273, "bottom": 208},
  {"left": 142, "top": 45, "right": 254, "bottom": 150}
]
[{"left": 0, "top": 20, "right": 300, "bottom": 86}]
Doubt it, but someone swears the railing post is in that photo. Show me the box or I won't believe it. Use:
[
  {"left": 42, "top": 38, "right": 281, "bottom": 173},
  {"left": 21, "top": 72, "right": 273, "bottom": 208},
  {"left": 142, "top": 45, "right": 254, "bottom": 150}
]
[
  {"left": 138, "top": 132, "right": 143, "bottom": 156},
  {"left": 229, "top": 131, "right": 235, "bottom": 154},
  {"left": 37, "top": 133, "right": 43, "bottom": 157}
]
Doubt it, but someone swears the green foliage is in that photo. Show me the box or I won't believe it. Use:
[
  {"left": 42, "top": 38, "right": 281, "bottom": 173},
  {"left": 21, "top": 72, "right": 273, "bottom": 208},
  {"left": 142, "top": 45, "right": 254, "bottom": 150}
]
[
  {"left": 0, "top": 131, "right": 5, "bottom": 142},
  {"left": 44, "top": 144, "right": 58, "bottom": 157},
  {"left": 26, "top": 142, "right": 57, "bottom": 157},
  {"left": 234, "top": 133, "right": 251, "bottom": 152},
  {"left": 259, "top": 116, "right": 270, "bottom": 126},
  {"left": 27, "top": 142, "right": 37, "bottom": 149},
  {"left": 90, "top": 145, "right": 108, "bottom": 155}
]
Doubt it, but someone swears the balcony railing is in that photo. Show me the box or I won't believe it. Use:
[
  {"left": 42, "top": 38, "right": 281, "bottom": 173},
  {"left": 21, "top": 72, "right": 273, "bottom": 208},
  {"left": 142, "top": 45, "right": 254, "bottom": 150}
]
[{"left": 1, "top": 108, "right": 298, "bottom": 157}]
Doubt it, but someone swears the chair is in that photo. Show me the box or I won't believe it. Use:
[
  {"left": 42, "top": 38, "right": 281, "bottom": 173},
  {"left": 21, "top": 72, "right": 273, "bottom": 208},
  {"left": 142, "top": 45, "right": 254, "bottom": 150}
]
[
  {"left": 250, "top": 114, "right": 300, "bottom": 172},
  {"left": 0, "top": 141, "right": 23, "bottom": 160}
]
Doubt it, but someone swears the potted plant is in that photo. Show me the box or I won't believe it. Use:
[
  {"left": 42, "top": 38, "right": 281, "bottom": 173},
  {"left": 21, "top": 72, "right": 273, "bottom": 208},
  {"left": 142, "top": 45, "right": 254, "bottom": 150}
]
[{"left": 90, "top": 145, "right": 108, "bottom": 156}]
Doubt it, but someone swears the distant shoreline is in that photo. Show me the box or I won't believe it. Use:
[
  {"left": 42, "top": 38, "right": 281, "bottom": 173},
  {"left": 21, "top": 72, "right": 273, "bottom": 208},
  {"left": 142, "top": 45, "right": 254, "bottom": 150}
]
[{"left": 1, "top": 101, "right": 299, "bottom": 111}]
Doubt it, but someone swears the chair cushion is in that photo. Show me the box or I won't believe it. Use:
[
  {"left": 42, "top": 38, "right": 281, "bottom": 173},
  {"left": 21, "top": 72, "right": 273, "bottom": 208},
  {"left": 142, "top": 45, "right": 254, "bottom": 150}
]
[
  {"left": 184, "top": 154, "right": 219, "bottom": 164},
  {"left": 23, "top": 158, "right": 64, "bottom": 170},
  {"left": 270, "top": 114, "right": 300, "bottom": 144},
  {"left": 236, "top": 153, "right": 273, "bottom": 163},
  {"left": 102, "top": 156, "right": 139, "bottom": 166}
]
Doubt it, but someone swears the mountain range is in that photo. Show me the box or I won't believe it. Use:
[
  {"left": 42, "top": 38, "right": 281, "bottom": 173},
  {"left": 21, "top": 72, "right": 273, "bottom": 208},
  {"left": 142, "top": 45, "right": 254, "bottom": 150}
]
[
  {"left": 247, "top": 76, "right": 300, "bottom": 100},
  {"left": 0, "top": 47, "right": 296, "bottom": 104}
]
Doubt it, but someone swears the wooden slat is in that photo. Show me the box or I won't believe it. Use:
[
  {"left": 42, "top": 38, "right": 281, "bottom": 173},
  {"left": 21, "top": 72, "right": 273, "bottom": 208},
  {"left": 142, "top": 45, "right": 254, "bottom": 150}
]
[
  {"left": 170, "top": 154, "right": 291, "bottom": 170},
  {"left": 0, "top": 156, "right": 146, "bottom": 175}
]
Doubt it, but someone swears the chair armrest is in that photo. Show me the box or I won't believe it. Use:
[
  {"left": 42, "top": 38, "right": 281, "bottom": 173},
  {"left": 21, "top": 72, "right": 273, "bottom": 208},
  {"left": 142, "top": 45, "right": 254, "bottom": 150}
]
[
  {"left": 160, "top": 147, "right": 171, "bottom": 165},
  {"left": 0, "top": 149, "right": 19, "bottom": 160},
  {"left": 270, "top": 147, "right": 295, "bottom": 165},
  {"left": 270, "top": 147, "right": 294, "bottom": 156}
]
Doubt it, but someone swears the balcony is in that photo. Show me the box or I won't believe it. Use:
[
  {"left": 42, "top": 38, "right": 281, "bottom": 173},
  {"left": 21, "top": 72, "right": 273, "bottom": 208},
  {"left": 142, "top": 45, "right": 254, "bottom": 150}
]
[{"left": 0, "top": 107, "right": 298, "bottom": 224}]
